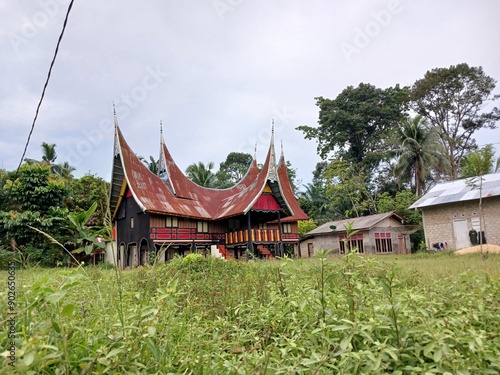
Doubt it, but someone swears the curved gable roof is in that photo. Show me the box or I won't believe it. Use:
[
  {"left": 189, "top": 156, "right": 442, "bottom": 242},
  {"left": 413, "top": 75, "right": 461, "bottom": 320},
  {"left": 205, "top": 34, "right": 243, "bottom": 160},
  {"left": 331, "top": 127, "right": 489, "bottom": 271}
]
[{"left": 110, "top": 120, "right": 308, "bottom": 223}]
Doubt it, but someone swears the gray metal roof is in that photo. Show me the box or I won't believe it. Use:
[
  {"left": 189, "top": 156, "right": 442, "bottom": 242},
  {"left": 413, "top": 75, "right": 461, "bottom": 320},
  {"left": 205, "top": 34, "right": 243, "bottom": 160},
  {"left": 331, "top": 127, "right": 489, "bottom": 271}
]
[
  {"left": 409, "top": 172, "right": 500, "bottom": 209},
  {"left": 306, "top": 212, "right": 405, "bottom": 236}
]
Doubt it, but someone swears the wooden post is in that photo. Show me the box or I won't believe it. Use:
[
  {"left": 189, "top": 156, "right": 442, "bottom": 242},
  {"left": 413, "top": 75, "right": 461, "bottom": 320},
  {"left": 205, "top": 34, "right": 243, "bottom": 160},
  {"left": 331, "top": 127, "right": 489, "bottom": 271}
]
[
  {"left": 247, "top": 212, "right": 254, "bottom": 257},
  {"left": 277, "top": 211, "right": 284, "bottom": 257}
]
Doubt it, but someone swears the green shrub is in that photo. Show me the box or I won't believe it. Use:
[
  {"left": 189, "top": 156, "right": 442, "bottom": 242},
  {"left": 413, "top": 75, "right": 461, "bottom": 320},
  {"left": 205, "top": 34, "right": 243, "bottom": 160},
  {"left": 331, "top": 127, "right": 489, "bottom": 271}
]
[
  {"left": 1, "top": 254, "right": 499, "bottom": 373},
  {"left": 0, "top": 246, "right": 16, "bottom": 269}
]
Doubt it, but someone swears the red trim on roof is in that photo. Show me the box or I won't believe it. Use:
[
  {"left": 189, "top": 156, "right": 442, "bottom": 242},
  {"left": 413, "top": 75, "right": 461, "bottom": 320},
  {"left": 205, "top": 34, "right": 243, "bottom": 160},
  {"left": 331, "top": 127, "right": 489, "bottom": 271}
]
[
  {"left": 277, "top": 155, "right": 309, "bottom": 221},
  {"left": 252, "top": 193, "right": 281, "bottom": 211}
]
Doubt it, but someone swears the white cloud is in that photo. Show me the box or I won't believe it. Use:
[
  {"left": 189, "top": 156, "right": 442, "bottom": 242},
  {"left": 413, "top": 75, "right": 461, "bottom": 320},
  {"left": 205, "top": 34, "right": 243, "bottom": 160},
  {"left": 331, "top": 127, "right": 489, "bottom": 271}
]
[{"left": 0, "top": 0, "right": 499, "bottom": 187}]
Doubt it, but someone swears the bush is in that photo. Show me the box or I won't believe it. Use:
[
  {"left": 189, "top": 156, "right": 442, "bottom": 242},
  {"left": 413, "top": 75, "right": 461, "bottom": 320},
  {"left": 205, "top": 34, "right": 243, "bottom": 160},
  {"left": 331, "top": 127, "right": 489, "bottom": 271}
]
[
  {"left": 22, "top": 245, "right": 66, "bottom": 267},
  {"left": 0, "top": 246, "right": 16, "bottom": 269}
]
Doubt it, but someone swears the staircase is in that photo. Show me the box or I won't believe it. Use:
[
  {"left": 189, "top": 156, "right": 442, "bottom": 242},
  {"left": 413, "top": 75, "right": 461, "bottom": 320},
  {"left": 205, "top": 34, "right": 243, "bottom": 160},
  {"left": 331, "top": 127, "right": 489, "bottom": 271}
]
[
  {"left": 257, "top": 245, "right": 273, "bottom": 259},
  {"left": 217, "top": 244, "right": 232, "bottom": 260}
]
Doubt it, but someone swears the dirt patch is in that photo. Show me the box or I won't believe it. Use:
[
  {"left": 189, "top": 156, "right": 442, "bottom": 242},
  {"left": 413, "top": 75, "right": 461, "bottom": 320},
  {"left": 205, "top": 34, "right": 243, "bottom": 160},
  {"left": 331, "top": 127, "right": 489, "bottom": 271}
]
[{"left": 455, "top": 244, "right": 500, "bottom": 255}]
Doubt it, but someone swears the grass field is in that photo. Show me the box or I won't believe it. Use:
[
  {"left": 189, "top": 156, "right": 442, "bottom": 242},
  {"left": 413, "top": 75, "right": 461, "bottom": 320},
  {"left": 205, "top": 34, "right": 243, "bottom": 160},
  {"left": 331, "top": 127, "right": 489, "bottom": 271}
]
[{"left": 1, "top": 252, "right": 499, "bottom": 374}]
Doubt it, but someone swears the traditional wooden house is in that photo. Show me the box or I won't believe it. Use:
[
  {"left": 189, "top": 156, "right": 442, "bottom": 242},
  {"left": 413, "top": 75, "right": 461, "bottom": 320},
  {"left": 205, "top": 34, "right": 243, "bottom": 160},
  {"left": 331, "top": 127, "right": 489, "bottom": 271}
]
[
  {"left": 109, "top": 120, "right": 308, "bottom": 267},
  {"left": 300, "top": 212, "right": 414, "bottom": 256},
  {"left": 409, "top": 173, "right": 500, "bottom": 250}
]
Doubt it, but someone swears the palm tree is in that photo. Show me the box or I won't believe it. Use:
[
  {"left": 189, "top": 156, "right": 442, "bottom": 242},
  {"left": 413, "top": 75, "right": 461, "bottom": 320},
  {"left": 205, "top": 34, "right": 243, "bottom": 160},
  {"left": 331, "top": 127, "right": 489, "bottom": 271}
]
[
  {"left": 54, "top": 161, "right": 76, "bottom": 179},
  {"left": 185, "top": 162, "right": 216, "bottom": 187},
  {"left": 392, "top": 116, "right": 448, "bottom": 196},
  {"left": 41, "top": 142, "right": 57, "bottom": 165},
  {"left": 139, "top": 155, "right": 159, "bottom": 175},
  {"left": 24, "top": 142, "right": 75, "bottom": 177},
  {"left": 299, "top": 182, "right": 332, "bottom": 224}
]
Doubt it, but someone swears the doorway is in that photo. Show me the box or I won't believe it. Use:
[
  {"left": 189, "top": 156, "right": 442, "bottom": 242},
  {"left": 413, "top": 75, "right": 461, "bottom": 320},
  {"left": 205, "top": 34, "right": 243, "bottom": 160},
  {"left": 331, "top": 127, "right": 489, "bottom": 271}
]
[{"left": 453, "top": 219, "right": 469, "bottom": 250}]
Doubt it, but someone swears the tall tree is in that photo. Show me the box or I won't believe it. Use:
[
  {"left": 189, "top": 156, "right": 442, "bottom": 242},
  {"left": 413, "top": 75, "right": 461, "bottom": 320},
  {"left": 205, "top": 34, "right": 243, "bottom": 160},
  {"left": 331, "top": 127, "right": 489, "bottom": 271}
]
[
  {"left": 215, "top": 152, "right": 253, "bottom": 188},
  {"left": 41, "top": 142, "right": 58, "bottom": 165},
  {"left": 392, "top": 115, "right": 449, "bottom": 196},
  {"left": 186, "top": 162, "right": 216, "bottom": 187},
  {"left": 297, "top": 83, "right": 409, "bottom": 172},
  {"left": 461, "top": 144, "right": 500, "bottom": 178},
  {"left": 411, "top": 63, "right": 500, "bottom": 180}
]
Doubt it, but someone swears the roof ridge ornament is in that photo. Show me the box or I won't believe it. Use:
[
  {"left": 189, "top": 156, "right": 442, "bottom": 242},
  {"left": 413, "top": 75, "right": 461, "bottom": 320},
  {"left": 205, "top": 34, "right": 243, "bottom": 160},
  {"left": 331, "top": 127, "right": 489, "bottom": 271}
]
[
  {"left": 158, "top": 120, "right": 169, "bottom": 181},
  {"left": 268, "top": 120, "right": 278, "bottom": 182},
  {"left": 113, "top": 103, "right": 120, "bottom": 156}
]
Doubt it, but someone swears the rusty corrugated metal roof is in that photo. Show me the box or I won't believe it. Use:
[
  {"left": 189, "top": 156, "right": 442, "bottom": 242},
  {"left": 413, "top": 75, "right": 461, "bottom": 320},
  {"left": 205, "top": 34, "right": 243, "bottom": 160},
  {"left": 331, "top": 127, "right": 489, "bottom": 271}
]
[
  {"left": 277, "top": 152, "right": 309, "bottom": 222},
  {"left": 110, "top": 122, "right": 308, "bottom": 222}
]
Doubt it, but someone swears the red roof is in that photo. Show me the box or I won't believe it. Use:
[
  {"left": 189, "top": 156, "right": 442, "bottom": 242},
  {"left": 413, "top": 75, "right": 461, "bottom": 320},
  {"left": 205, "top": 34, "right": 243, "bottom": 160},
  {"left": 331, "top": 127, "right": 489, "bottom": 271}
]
[{"left": 110, "top": 122, "right": 309, "bottom": 222}]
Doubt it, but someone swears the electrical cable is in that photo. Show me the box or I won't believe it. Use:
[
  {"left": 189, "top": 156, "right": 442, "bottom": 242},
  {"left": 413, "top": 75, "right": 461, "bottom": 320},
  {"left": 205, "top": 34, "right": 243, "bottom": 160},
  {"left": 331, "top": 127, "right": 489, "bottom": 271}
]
[{"left": 12, "top": 0, "right": 75, "bottom": 177}]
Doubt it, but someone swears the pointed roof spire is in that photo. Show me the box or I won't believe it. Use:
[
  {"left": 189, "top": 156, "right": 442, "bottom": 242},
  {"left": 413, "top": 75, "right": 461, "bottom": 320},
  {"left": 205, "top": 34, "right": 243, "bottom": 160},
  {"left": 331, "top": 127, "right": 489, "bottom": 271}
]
[
  {"left": 267, "top": 120, "right": 278, "bottom": 182},
  {"left": 254, "top": 142, "right": 257, "bottom": 160},
  {"left": 113, "top": 103, "right": 120, "bottom": 156},
  {"left": 158, "top": 120, "right": 170, "bottom": 181}
]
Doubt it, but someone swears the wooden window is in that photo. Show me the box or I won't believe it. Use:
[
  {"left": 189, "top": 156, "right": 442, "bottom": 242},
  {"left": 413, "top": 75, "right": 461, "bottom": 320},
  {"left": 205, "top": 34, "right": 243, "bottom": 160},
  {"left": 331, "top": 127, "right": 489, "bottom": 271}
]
[
  {"left": 228, "top": 219, "right": 240, "bottom": 230},
  {"left": 165, "top": 216, "right": 178, "bottom": 228},
  {"left": 197, "top": 221, "right": 209, "bottom": 233},
  {"left": 130, "top": 217, "right": 134, "bottom": 229},
  {"left": 282, "top": 223, "right": 292, "bottom": 234},
  {"left": 375, "top": 233, "right": 393, "bottom": 253},
  {"left": 339, "top": 234, "right": 364, "bottom": 254}
]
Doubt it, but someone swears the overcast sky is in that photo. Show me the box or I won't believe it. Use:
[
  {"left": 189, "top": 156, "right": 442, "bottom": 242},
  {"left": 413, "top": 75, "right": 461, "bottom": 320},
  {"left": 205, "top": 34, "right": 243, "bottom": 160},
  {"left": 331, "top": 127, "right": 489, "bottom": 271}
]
[{"left": 1, "top": 0, "right": 499, "bottom": 188}]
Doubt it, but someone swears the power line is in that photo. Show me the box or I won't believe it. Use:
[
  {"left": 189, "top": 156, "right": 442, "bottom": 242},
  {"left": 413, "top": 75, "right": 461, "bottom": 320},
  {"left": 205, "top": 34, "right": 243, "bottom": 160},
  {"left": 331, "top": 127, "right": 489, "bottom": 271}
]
[{"left": 13, "top": 0, "right": 75, "bottom": 176}]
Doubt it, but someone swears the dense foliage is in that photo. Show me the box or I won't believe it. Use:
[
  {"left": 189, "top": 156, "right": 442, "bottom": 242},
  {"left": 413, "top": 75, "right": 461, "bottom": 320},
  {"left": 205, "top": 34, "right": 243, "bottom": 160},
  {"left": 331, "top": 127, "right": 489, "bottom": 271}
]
[
  {"left": 297, "top": 83, "right": 409, "bottom": 172},
  {"left": 411, "top": 63, "right": 500, "bottom": 180},
  {"left": 1, "top": 253, "right": 499, "bottom": 373},
  {"left": 0, "top": 156, "right": 108, "bottom": 267},
  {"left": 295, "top": 63, "right": 499, "bottom": 226}
]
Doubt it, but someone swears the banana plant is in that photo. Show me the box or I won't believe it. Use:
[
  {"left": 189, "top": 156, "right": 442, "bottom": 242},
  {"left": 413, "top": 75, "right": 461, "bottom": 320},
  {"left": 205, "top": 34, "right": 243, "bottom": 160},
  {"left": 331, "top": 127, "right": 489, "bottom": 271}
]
[{"left": 67, "top": 202, "right": 106, "bottom": 255}]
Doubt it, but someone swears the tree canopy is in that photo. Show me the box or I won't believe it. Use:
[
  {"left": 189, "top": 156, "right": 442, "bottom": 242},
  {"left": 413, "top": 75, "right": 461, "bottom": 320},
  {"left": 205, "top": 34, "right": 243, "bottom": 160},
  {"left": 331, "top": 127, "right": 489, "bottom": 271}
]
[
  {"left": 215, "top": 152, "right": 253, "bottom": 188},
  {"left": 297, "top": 83, "right": 409, "bottom": 172},
  {"left": 461, "top": 144, "right": 500, "bottom": 178},
  {"left": 411, "top": 63, "right": 500, "bottom": 180}
]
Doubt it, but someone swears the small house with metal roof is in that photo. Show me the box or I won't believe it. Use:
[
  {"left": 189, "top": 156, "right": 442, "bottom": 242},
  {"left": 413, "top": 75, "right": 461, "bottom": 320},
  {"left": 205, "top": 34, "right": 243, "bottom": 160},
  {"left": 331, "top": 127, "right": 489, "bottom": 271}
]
[
  {"left": 300, "top": 212, "right": 414, "bottom": 256},
  {"left": 409, "top": 173, "right": 500, "bottom": 250}
]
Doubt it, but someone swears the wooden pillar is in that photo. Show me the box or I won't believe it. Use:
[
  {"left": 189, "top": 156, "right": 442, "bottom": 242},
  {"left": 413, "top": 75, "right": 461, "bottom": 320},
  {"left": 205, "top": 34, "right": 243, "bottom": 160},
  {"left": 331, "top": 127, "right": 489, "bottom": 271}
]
[
  {"left": 247, "top": 212, "right": 254, "bottom": 257},
  {"left": 277, "top": 211, "right": 284, "bottom": 257}
]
